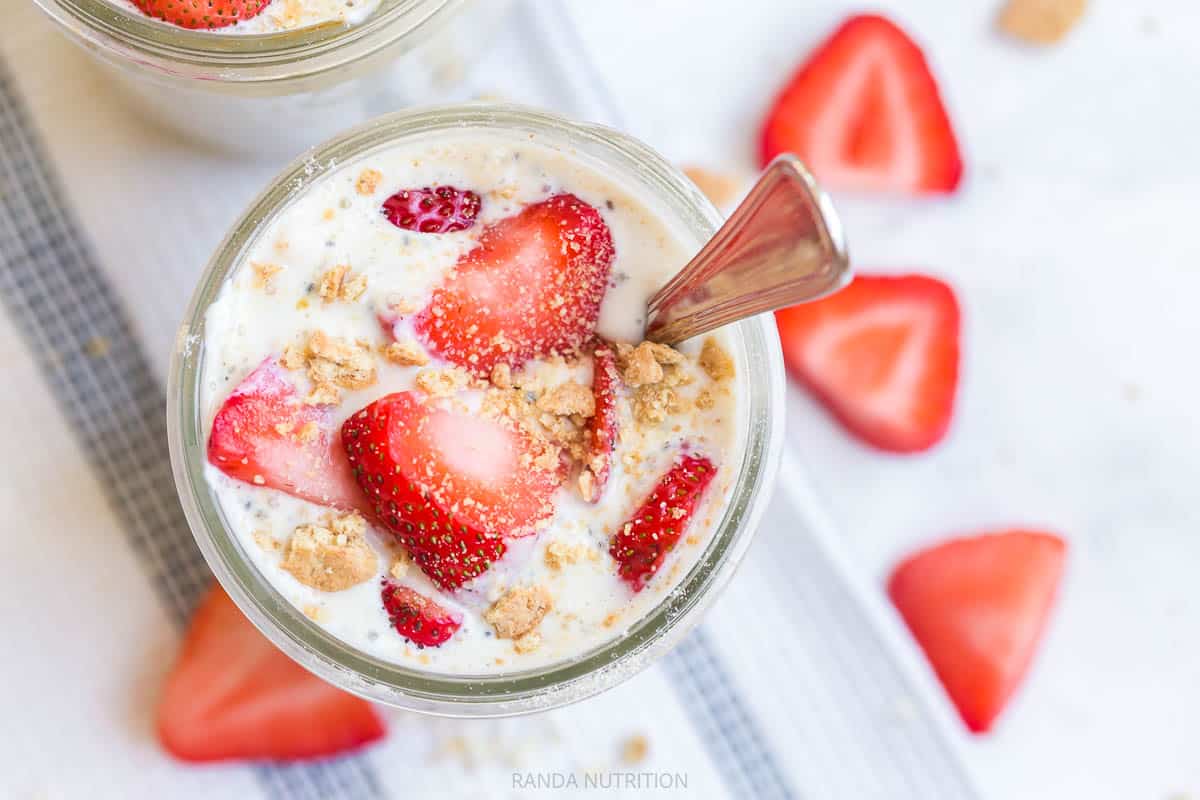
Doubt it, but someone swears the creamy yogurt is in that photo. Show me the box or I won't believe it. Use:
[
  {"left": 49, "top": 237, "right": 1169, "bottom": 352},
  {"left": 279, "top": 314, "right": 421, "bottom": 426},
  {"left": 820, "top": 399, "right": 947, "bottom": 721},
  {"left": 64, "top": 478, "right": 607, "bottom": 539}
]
[{"left": 200, "top": 131, "right": 746, "bottom": 674}]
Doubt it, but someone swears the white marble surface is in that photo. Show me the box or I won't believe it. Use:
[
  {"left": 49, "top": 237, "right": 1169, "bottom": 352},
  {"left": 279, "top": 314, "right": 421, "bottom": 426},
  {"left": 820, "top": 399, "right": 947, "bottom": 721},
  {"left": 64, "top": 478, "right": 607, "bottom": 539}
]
[{"left": 567, "top": 1, "right": 1200, "bottom": 797}]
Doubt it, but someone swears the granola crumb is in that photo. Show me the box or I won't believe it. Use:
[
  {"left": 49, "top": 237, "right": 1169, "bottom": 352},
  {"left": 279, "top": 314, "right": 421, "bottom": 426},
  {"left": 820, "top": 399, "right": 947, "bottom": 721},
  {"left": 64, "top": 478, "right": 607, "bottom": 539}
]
[
  {"left": 695, "top": 389, "right": 715, "bottom": 410},
  {"left": 998, "top": 0, "right": 1087, "bottom": 44},
  {"left": 632, "top": 383, "right": 680, "bottom": 425},
  {"left": 253, "top": 529, "right": 281, "bottom": 552},
  {"left": 250, "top": 261, "right": 283, "bottom": 292},
  {"left": 85, "top": 335, "right": 110, "bottom": 358},
  {"left": 683, "top": 165, "right": 740, "bottom": 208},
  {"left": 536, "top": 380, "right": 595, "bottom": 417},
  {"left": 415, "top": 366, "right": 471, "bottom": 397},
  {"left": 490, "top": 362, "right": 512, "bottom": 389},
  {"left": 305, "top": 331, "right": 377, "bottom": 403},
  {"left": 699, "top": 336, "right": 735, "bottom": 382},
  {"left": 280, "top": 512, "right": 378, "bottom": 592},
  {"left": 513, "top": 631, "right": 542, "bottom": 654},
  {"left": 383, "top": 339, "right": 430, "bottom": 367},
  {"left": 620, "top": 734, "right": 649, "bottom": 765},
  {"left": 355, "top": 168, "right": 382, "bottom": 196},
  {"left": 484, "top": 585, "right": 553, "bottom": 639},
  {"left": 318, "top": 265, "right": 368, "bottom": 303},
  {"left": 544, "top": 540, "right": 588, "bottom": 571}
]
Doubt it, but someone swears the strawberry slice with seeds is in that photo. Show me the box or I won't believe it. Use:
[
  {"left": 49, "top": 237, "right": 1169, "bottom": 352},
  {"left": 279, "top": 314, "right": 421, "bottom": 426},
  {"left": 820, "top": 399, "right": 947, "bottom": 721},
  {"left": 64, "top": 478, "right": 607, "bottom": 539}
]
[
  {"left": 760, "top": 14, "right": 963, "bottom": 193},
  {"left": 341, "top": 391, "right": 561, "bottom": 590},
  {"left": 131, "top": 0, "right": 268, "bottom": 29},
  {"left": 157, "top": 584, "right": 385, "bottom": 762},
  {"left": 207, "top": 357, "right": 365, "bottom": 510},
  {"left": 381, "top": 186, "right": 482, "bottom": 234},
  {"left": 610, "top": 453, "right": 716, "bottom": 591},
  {"left": 775, "top": 274, "right": 960, "bottom": 453},
  {"left": 582, "top": 343, "right": 621, "bottom": 503},
  {"left": 888, "top": 530, "right": 1067, "bottom": 733},
  {"left": 414, "top": 193, "right": 615, "bottom": 376},
  {"left": 381, "top": 580, "right": 462, "bottom": 647}
]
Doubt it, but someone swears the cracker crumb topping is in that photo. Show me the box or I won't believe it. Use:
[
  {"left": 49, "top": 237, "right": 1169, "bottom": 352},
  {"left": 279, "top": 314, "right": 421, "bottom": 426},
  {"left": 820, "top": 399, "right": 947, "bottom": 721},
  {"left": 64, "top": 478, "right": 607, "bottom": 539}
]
[
  {"left": 388, "top": 550, "right": 410, "bottom": 580},
  {"left": 543, "top": 540, "right": 590, "bottom": 571},
  {"left": 484, "top": 585, "right": 554, "bottom": 639},
  {"left": 490, "top": 362, "right": 512, "bottom": 389},
  {"left": 253, "top": 529, "right": 281, "bottom": 552},
  {"left": 632, "top": 383, "right": 681, "bottom": 425},
  {"left": 383, "top": 339, "right": 430, "bottom": 367},
  {"left": 318, "top": 265, "right": 368, "bottom": 303},
  {"left": 355, "top": 168, "right": 382, "bottom": 196},
  {"left": 251, "top": 261, "right": 283, "bottom": 293},
  {"left": 513, "top": 631, "right": 542, "bottom": 653},
  {"left": 618, "top": 341, "right": 683, "bottom": 387},
  {"left": 695, "top": 389, "right": 715, "bottom": 410},
  {"left": 415, "top": 366, "right": 472, "bottom": 397},
  {"left": 536, "top": 380, "right": 595, "bottom": 417},
  {"left": 303, "top": 331, "right": 377, "bottom": 403},
  {"left": 998, "top": 0, "right": 1087, "bottom": 44},
  {"left": 699, "top": 336, "right": 735, "bottom": 382},
  {"left": 280, "top": 512, "right": 378, "bottom": 592}
]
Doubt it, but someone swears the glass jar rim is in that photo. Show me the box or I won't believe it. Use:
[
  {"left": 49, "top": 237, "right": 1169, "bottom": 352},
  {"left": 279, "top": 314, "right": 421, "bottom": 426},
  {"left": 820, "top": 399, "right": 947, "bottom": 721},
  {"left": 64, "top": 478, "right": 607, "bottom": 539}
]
[
  {"left": 32, "top": 0, "right": 462, "bottom": 80},
  {"left": 167, "top": 103, "right": 786, "bottom": 716}
]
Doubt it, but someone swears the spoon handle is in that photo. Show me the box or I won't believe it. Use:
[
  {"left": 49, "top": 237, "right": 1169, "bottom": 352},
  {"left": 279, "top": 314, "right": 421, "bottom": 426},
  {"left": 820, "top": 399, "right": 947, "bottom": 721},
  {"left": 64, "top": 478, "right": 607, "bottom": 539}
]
[{"left": 644, "top": 154, "right": 851, "bottom": 346}]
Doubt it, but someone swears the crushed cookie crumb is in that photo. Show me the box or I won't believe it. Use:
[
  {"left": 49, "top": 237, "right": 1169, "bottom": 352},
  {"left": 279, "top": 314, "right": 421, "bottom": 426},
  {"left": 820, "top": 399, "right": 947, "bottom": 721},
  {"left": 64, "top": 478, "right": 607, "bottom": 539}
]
[
  {"left": 683, "top": 165, "right": 740, "bottom": 208},
  {"left": 318, "top": 265, "right": 368, "bottom": 303},
  {"left": 484, "top": 585, "right": 553, "bottom": 639},
  {"left": 415, "top": 366, "right": 471, "bottom": 397},
  {"left": 536, "top": 380, "right": 595, "bottom": 417},
  {"left": 513, "top": 631, "right": 542, "bottom": 654},
  {"left": 618, "top": 341, "right": 683, "bottom": 387},
  {"left": 383, "top": 339, "right": 429, "bottom": 367},
  {"left": 490, "top": 362, "right": 512, "bottom": 389},
  {"left": 998, "top": 0, "right": 1087, "bottom": 44},
  {"left": 355, "top": 168, "right": 382, "bottom": 195},
  {"left": 544, "top": 540, "right": 588, "bottom": 571},
  {"left": 250, "top": 261, "right": 283, "bottom": 292},
  {"left": 281, "top": 512, "right": 377, "bottom": 592},
  {"left": 253, "top": 529, "right": 281, "bottom": 552},
  {"left": 388, "top": 551, "right": 410, "bottom": 580},
  {"left": 279, "top": 343, "right": 307, "bottom": 371},
  {"left": 620, "top": 734, "right": 650, "bottom": 765},
  {"left": 695, "top": 389, "right": 715, "bottom": 410},
  {"left": 632, "top": 383, "right": 680, "bottom": 425},
  {"left": 699, "top": 336, "right": 735, "bottom": 382},
  {"left": 306, "top": 330, "right": 377, "bottom": 401}
]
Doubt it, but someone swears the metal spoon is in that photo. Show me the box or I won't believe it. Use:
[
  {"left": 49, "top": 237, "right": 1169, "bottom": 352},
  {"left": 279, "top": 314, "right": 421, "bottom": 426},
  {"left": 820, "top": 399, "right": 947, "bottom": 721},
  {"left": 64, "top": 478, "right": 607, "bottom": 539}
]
[{"left": 644, "top": 154, "right": 851, "bottom": 345}]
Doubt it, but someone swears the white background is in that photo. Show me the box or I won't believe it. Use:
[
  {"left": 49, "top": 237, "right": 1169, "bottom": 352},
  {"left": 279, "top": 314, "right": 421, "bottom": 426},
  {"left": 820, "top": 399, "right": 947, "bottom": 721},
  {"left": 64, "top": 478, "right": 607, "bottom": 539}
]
[{"left": 567, "top": 1, "right": 1200, "bottom": 798}]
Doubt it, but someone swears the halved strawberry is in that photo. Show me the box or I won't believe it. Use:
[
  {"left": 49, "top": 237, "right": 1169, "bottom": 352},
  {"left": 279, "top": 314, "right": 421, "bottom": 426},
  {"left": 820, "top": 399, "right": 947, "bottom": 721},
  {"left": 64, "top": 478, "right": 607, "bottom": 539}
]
[
  {"left": 414, "top": 194, "right": 615, "bottom": 376},
  {"left": 760, "top": 14, "right": 963, "bottom": 193},
  {"left": 582, "top": 343, "right": 621, "bottom": 503},
  {"left": 888, "top": 530, "right": 1067, "bottom": 733},
  {"left": 775, "top": 274, "right": 960, "bottom": 453},
  {"left": 132, "top": 0, "right": 268, "bottom": 30},
  {"left": 381, "top": 581, "right": 462, "bottom": 647},
  {"left": 381, "top": 186, "right": 481, "bottom": 234},
  {"left": 207, "top": 357, "right": 365, "bottom": 510},
  {"left": 341, "top": 391, "right": 561, "bottom": 590},
  {"left": 610, "top": 453, "right": 716, "bottom": 591},
  {"left": 157, "top": 584, "right": 385, "bottom": 762}
]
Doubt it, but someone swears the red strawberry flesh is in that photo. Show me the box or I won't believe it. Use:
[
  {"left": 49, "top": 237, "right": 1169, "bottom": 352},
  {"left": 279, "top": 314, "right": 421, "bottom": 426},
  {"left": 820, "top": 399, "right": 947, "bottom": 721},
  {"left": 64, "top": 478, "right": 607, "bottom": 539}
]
[
  {"left": 414, "top": 193, "right": 615, "bottom": 376},
  {"left": 775, "top": 274, "right": 960, "bottom": 453},
  {"left": 583, "top": 343, "right": 621, "bottom": 502},
  {"left": 207, "top": 357, "right": 365, "bottom": 511},
  {"left": 760, "top": 14, "right": 963, "bottom": 194},
  {"left": 132, "top": 0, "right": 268, "bottom": 29},
  {"left": 610, "top": 453, "right": 716, "bottom": 591},
  {"left": 342, "top": 391, "right": 560, "bottom": 590},
  {"left": 382, "top": 186, "right": 481, "bottom": 234},
  {"left": 888, "top": 530, "right": 1066, "bottom": 733},
  {"left": 157, "top": 583, "right": 385, "bottom": 762},
  {"left": 381, "top": 581, "right": 462, "bottom": 647}
]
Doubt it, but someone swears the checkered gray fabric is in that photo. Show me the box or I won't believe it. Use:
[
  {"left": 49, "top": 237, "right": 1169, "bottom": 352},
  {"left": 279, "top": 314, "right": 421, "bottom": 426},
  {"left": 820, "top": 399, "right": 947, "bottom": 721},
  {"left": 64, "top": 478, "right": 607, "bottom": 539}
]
[{"left": 0, "top": 56, "right": 384, "bottom": 800}]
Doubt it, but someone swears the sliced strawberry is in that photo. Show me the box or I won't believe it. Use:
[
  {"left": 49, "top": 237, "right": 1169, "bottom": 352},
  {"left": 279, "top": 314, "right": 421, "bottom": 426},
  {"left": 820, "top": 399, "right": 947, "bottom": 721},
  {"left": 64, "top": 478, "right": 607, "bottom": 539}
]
[
  {"left": 207, "top": 357, "right": 365, "bottom": 510},
  {"left": 381, "top": 581, "right": 462, "bottom": 647},
  {"left": 381, "top": 186, "right": 481, "bottom": 234},
  {"left": 775, "top": 274, "right": 960, "bottom": 453},
  {"left": 760, "top": 14, "right": 963, "bottom": 193},
  {"left": 888, "top": 530, "right": 1066, "bottom": 733},
  {"left": 414, "top": 194, "right": 615, "bottom": 376},
  {"left": 582, "top": 343, "right": 621, "bottom": 503},
  {"left": 132, "top": 0, "right": 268, "bottom": 29},
  {"left": 610, "top": 454, "right": 716, "bottom": 591},
  {"left": 157, "top": 583, "right": 385, "bottom": 762},
  {"left": 341, "top": 391, "right": 561, "bottom": 590}
]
